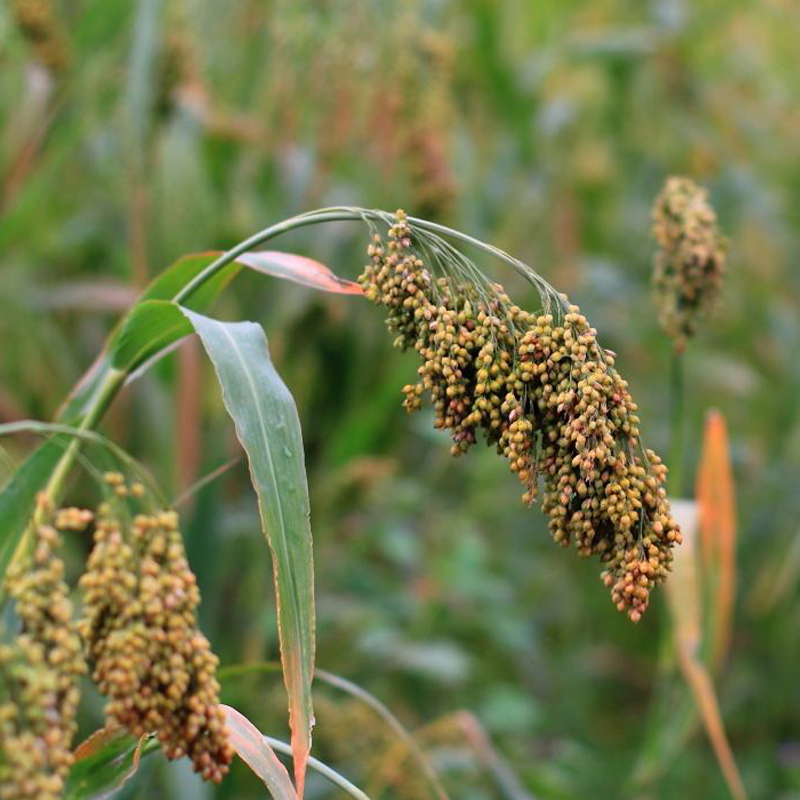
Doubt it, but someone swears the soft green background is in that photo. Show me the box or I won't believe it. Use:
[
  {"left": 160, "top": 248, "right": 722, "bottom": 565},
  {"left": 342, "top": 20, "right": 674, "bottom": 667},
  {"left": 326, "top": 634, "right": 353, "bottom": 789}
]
[{"left": 1, "top": 0, "right": 799, "bottom": 798}]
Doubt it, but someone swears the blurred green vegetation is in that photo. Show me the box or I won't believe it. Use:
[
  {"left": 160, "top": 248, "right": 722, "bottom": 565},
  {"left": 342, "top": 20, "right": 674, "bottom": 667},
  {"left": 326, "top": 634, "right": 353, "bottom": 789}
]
[{"left": 2, "top": 0, "right": 800, "bottom": 798}]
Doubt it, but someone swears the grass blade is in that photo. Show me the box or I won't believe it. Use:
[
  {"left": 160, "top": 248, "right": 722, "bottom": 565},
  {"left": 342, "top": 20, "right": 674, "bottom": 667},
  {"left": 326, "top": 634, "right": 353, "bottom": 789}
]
[
  {"left": 58, "top": 252, "right": 243, "bottom": 422},
  {"left": 218, "top": 661, "right": 450, "bottom": 800},
  {"left": 222, "top": 704, "right": 373, "bottom": 800},
  {"left": 64, "top": 250, "right": 360, "bottom": 417},
  {"left": 263, "top": 735, "right": 373, "bottom": 800},
  {"left": 65, "top": 728, "right": 155, "bottom": 800},
  {"left": 0, "top": 436, "right": 67, "bottom": 578},
  {"left": 182, "top": 309, "right": 315, "bottom": 798},
  {"left": 111, "top": 299, "right": 193, "bottom": 371}
]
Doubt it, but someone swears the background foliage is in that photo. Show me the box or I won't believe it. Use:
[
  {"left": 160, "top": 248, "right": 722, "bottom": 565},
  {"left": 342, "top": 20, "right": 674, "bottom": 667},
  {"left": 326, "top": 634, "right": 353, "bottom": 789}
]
[{"left": 2, "top": 0, "right": 800, "bottom": 798}]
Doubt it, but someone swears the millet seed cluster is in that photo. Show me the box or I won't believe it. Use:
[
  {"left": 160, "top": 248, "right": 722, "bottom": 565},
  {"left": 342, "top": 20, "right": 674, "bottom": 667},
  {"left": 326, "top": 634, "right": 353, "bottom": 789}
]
[
  {"left": 0, "top": 520, "right": 85, "bottom": 800},
  {"left": 652, "top": 176, "right": 727, "bottom": 351},
  {"left": 80, "top": 505, "right": 232, "bottom": 782},
  {"left": 359, "top": 211, "right": 682, "bottom": 620},
  {"left": 9, "top": 0, "right": 71, "bottom": 75},
  {"left": 1, "top": 493, "right": 231, "bottom": 798}
]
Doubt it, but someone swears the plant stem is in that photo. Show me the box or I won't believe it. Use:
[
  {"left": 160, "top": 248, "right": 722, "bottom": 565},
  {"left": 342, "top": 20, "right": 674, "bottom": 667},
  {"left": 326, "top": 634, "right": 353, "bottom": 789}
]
[
  {"left": 264, "top": 735, "right": 374, "bottom": 800},
  {"left": 173, "top": 209, "right": 359, "bottom": 305},
  {"left": 668, "top": 349, "right": 685, "bottom": 497},
  {"left": 9, "top": 368, "right": 127, "bottom": 565},
  {"left": 9, "top": 212, "right": 354, "bottom": 561},
  {"left": 175, "top": 206, "right": 568, "bottom": 310}
]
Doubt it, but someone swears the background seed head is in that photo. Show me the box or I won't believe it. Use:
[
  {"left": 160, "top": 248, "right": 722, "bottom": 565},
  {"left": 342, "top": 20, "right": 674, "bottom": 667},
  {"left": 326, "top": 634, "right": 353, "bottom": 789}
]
[{"left": 652, "top": 176, "right": 727, "bottom": 351}]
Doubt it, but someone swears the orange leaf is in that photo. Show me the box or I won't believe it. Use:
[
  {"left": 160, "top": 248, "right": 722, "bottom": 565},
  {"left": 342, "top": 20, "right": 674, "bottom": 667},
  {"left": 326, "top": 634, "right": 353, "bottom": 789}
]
[
  {"left": 666, "top": 503, "right": 748, "bottom": 800},
  {"left": 696, "top": 409, "right": 737, "bottom": 666},
  {"left": 674, "top": 646, "right": 748, "bottom": 800},
  {"left": 237, "top": 251, "right": 363, "bottom": 295}
]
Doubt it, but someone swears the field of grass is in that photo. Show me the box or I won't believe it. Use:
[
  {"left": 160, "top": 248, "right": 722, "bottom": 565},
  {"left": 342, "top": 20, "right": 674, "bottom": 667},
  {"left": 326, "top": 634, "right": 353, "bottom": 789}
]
[{"left": 2, "top": 2, "right": 800, "bottom": 799}]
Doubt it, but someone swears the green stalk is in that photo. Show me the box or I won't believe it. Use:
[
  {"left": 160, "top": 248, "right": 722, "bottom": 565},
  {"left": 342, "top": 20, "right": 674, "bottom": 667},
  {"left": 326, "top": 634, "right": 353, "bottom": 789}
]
[
  {"left": 175, "top": 206, "right": 567, "bottom": 308},
  {"left": 668, "top": 349, "right": 685, "bottom": 497},
  {"left": 20, "top": 213, "right": 363, "bottom": 519},
  {"left": 629, "top": 346, "right": 689, "bottom": 790},
  {"left": 263, "top": 735, "right": 374, "bottom": 800},
  {"left": 8, "top": 213, "right": 346, "bottom": 564},
  {"left": 10, "top": 368, "right": 127, "bottom": 564}
]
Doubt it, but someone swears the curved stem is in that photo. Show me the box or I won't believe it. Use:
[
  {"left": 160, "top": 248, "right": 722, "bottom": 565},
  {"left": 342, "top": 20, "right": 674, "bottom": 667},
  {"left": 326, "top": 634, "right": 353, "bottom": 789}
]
[
  {"left": 174, "top": 206, "right": 567, "bottom": 311},
  {"left": 21, "top": 213, "right": 358, "bottom": 523},
  {"left": 219, "top": 661, "right": 450, "bottom": 800},
  {"left": 264, "top": 735, "right": 374, "bottom": 800},
  {"left": 18, "top": 206, "right": 563, "bottom": 539},
  {"left": 10, "top": 368, "right": 127, "bottom": 567},
  {"left": 173, "top": 209, "right": 361, "bottom": 305}
]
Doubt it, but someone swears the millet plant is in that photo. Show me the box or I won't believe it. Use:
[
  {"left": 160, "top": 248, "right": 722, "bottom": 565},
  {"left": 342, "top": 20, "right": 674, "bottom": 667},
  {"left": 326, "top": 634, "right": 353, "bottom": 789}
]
[{"left": 0, "top": 206, "right": 685, "bottom": 798}]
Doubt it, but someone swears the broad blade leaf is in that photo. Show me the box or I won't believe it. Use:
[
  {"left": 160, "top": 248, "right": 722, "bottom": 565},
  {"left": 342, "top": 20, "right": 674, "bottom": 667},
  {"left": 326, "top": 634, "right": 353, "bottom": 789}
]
[
  {"left": 56, "top": 351, "right": 113, "bottom": 423},
  {"left": 59, "top": 252, "right": 242, "bottom": 421},
  {"left": 65, "top": 728, "right": 153, "bottom": 800},
  {"left": 218, "top": 661, "right": 450, "bottom": 800},
  {"left": 221, "top": 705, "right": 297, "bottom": 800},
  {"left": 0, "top": 436, "right": 67, "bottom": 578},
  {"left": 136, "top": 251, "right": 242, "bottom": 307},
  {"left": 181, "top": 308, "right": 315, "bottom": 798}
]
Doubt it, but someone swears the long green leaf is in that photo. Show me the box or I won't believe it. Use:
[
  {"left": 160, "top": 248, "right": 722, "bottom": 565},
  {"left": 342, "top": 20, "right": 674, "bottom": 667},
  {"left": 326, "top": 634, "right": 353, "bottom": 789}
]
[
  {"left": 221, "top": 704, "right": 372, "bottom": 800},
  {"left": 109, "top": 252, "right": 360, "bottom": 373},
  {"left": 64, "top": 250, "right": 361, "bottom": 411},
  {"left": 180, "top": 308, "right": 315, "bottom": 799},
  {"left": 0, "top": 437, "right": 67, "bottom": 578},
  {"left": 111, "top": 299, "right": 192, "bottom": 372},
  {"left": 136, "top": 252, "right": 242, "bottom": 308}
]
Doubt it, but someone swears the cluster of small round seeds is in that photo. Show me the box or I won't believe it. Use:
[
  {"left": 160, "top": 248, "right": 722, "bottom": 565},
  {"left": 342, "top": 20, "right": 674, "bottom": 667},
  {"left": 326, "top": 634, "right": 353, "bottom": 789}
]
[
  {"left": 652, "top": 176, "right": 727, "bottom": 351},
  {"left": 0, "top": 523, "right": 86, "bottom": 800},
  {"left": 102, "top": 471, "right": 146, "bottom": 498},
  {"left": 54, "top": 506, "right": 94, "bottom": 530},
  {"left": 9, "top": 0, "right": 71, "bottom": 74},
  {"left": 79, "top": 508, "right": 232, "bottom": 782},
  {"left": 359, "top": 211, "right": 682, "bottom": 619}
]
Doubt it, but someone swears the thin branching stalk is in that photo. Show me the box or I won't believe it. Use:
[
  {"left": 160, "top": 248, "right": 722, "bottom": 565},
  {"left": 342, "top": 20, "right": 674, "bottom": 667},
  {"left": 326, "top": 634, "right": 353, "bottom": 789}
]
[
  {"left": 263, "top": 735, "right": 374, "bottom": 800},
  {"left": 219, "top": 661, "right": 450, "bottom": 800},
  {"left": 9, "top": 367, "right": 127, "bottom": 567}
]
